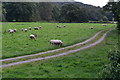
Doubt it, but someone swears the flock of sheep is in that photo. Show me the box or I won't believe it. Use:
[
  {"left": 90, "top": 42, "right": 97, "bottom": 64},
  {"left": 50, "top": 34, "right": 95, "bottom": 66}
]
[
  {"left": 8, "top": 26, "right": 41, "bottom": 33},
  {"left": 7, "top": 25, "right": 66, "bottom": 46},
  {"left": 6, "top": 24, "right": 107, "bottom": 47}
]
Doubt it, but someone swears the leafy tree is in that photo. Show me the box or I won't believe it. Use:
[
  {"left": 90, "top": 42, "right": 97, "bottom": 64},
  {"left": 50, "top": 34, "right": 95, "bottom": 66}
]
[
  {"left": 60, "top": 3, "right": 88, "bottom": 23},
  {"left": 103, "top": 2, "right": 120, "bottom": 30},
  {"left": 52, "top": 5, "right": 60, "bottom": 22},
  {"left": 100, "top": 49, "right": 120, "bottom": 79},
  {"left": 2, "top": 2, "right": 53, "bottom": 22},
  {"left": 35, "top": 2, "right": 53, "bottom": 22},
  {"left": 4, "top": 2, "right": 33, "bottom": 22}
]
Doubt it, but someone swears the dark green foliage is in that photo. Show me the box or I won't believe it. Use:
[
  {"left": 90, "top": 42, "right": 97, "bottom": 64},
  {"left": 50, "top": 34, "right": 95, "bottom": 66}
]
[
  {"left": 100, "top": 48, "right": 120, "bottom": 79},
  {"left": 51, "top": 5, "right": 60, "bottom": 22},
  {"left": 35, "top": 2, "right": 53, "bottom": 21},
  {"left": 2, "top": 2, "right": 112, "bottom": 23},
  {"left": 57, "top": 65, "right": 62, "bottom": 67},
  {"left": 3, "top": 2, "right": 53, "bottom": 22},
  {"left": 3, "top": 2, "right": 33, "bottom": 22},
  {"left": 103, "top": 2, "right": 120, "bottom": 31},
  {"left": 60, "top": 3, "right": 88, "bottom": 23},
  {"left": 100, "top": 2, "right": 120, "bottom": 77}
]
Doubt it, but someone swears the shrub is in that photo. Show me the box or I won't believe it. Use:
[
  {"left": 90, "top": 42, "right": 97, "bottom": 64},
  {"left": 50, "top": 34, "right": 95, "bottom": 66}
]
[{"left": 99, "top": 48, "right": 120, "bottom": 79}]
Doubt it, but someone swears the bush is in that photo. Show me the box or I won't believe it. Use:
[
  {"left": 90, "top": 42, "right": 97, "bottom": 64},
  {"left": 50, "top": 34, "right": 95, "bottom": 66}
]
[{"left": 99, "top": 48, "right": 120, "bottom": 79}]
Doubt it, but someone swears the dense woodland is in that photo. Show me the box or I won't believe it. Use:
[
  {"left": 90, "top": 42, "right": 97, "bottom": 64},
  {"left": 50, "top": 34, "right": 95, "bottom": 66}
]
[{"left": 2, "top": 2, "right": 113, "bottom": 22}]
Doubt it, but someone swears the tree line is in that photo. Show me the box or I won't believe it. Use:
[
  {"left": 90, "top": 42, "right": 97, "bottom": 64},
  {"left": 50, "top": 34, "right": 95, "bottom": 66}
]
[
  {"left": 100, "top": 2, "right": 120, "bottom": 79},
  {"left": 2, "top": 2, "right": 113, "bottom": 23},
  {"left": 103, "top": 1, "right": 120, "bottom": 30}
]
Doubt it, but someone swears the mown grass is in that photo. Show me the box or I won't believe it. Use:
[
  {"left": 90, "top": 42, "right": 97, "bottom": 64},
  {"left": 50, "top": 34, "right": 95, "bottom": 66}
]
[
  {"left": 2, "top": 22, "right": 115, "bottom": 59},
  {"left": 2, "top": 30, "right": 118, "bottom": 78}
]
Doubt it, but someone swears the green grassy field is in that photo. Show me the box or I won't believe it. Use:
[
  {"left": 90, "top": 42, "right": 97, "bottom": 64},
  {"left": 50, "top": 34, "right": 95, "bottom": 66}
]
[
  {"left": 2, "top": 29, "right": 118, "bottom": 78},
  {"left": 2, "top": 22, "right": 115, "bottom": 59},
  {"left": 2, "top": 29, "right": 109, "bottom": 64}
]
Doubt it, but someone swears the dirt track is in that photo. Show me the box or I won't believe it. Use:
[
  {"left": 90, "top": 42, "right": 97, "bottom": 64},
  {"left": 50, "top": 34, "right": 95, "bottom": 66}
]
[{"left": 0, "top": 29, "right": 113, "bottom": 68}]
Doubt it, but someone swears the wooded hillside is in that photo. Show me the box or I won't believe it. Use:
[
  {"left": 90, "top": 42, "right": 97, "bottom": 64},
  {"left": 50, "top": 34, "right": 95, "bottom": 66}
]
[{"left": 2, "top": 2, "right": 113, "bottom": 22}]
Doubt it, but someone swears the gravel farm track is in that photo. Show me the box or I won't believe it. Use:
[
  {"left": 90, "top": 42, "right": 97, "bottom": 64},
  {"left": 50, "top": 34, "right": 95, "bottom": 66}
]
[{"left": 0, "top": 28, "right": 114, "bottom": 68}]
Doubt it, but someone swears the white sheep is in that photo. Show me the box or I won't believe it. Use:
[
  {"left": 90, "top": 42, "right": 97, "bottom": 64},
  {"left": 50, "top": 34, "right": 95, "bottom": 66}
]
[
  {"left": 102, "top": 24, "right": 107, "bottom": 26},
  {"left": 24, "top": 29, "right": 28, "bottom": 32},
  {"left": 90, "top": 27, "right": 94, "bottom": 29},
  {"left": 50, "top": 40, "right": 63, "bottom": 46},
  {"left": 30, "top": 34, "right": 37, "bottom": 39},
  {"left": 58, "top": 26, "right": 62, "bottom": 28},
  {"left": 29, "top": 27, "right": 32, "bottom": 30},
  {"left": 8, "top": 29, "right": 14, "bottom": 33},
  {"left": 34, "top": 27, "right": 39, "bottom": 30}
]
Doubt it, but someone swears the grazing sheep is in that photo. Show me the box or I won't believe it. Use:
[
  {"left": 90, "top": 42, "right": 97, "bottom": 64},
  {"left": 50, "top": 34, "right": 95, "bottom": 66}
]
[
  {"left": 34, "top": 27, "right": 39, "bottom": 30},
  {"left": 30, "top": 34, "right": 37, "bottom": 39},
  {"left": 24, "top": 29, "right": 28, "bottom": 32},
  {"left": 29, "top": 27, "right": 32, "bottom": 30},
  {"left": 8, "top": 29, "right": 14, "bottom": 33},
  {"left": 50, "top": 40, "right": 63, "bottom": 47},
  {"left": 57, "top": 25, "right": 65, "bottom": 28},
  {"left": 102, "top": 24, "right": 107, "bottom": 26},
  {"left": 90, "top": 27, "right": 94, "bottom": 29}
]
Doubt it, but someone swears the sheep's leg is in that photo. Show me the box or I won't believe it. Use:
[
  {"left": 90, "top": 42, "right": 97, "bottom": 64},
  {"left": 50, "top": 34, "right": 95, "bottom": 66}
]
[
  {"left": 57, "top": 43, "right": 60, "bottom": 47},
  {"left": 60, "top": 43, "right": 62, "bottom": 46},
  {"left": 53, "top": 43, "right": 55, "bottom": 46},
  {"left": 60, "top": 43, "right": 61, "bottom": 47},
  {"left": 50, "top": 42, "right": 52, "bottom": 45},
  {"left": 58, "top": 44, "right": 60, "bottom": 47},
  {"left": 59, "top": 43, "right": 61, "bottom": 47}
]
